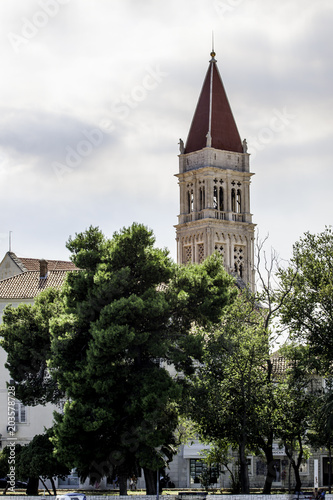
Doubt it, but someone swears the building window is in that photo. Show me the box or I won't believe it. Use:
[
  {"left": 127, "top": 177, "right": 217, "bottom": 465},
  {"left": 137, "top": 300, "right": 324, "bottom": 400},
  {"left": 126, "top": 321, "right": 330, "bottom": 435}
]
[
  {"left": 184, "top": 246, "right": 192, "bottom": 265},
  {"left": 323, "top": 457, "right": 333, "bottom": 486},
  {"left": 187, "top": 191, "right": 191, "bottom": 213},
  {"left": 214, "top": 186, "right": 224, "bottom": 211},
  {"left": 200, "top": 187, "right": 205, "bottom": 210},
  {"left": 214, "top": 243, "right": 225, "bottom": 261},
  {"left": 189, "top": 459, "right": 219, "bottom": 485},
  {"left": 256, "top": 459, "right": 266, "bottom": 476},
  {"left": 299, "top": 459, "right": 309, "bottom": 475},
  {"left": 231, "top": 188, "right": 236, "bottom": 212},
  {"left": 247, "top": 457, "right": 254, "bottom": 476},
  {"left": 219, "top": 187, "right": 224, "bottom": 211},
  {"left": 236, "top": 189, "right": 242, "bottom": 213},
  {"left": 15, "top": 401, "right": 26, "bottom": 423},
  {"left": 234, "top": 246, "right": 245, "bottom": 279},
  {"left": 213, "top": 186, "right": 218, "bottom": 209},
  {"left": 198, "top": 243, "right": 204, "bottom": 264},
  {"left": 271, "top": 459, "right": 288, "bottom": 483}
]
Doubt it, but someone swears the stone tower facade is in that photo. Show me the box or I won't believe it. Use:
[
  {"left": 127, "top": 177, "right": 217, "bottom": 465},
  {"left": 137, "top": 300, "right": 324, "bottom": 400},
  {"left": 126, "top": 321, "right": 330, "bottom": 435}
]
[{"left": 175, "top": 51, "right": 255, "bottom": 290}]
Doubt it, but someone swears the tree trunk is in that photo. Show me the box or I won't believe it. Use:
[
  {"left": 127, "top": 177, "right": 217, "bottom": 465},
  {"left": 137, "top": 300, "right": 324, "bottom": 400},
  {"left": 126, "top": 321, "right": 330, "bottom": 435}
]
[
  {"left": 291, "top": 461, "right": 302, "bottom": 494},
  {"left": 26, "top": 477, "right": 39, "bottom": 496},
  {"left": 39, "top": 476, "right": 52, "bottom": 495},
  {"left": 284, "top": 439, "right": 303, "bottom": 493},
  {"left": 239, "top": 441, "right": 250, "bottom": 494},
  {"left": 50, "top": 477, "right": 57, "bottom": 496},
  {"left": 119, "top": 474, "right": 128, "bottom": 496},
  {"left": 262, "top": 445, "right": 275, "bottom": 494},
  {"left": 144, "top": 467, "right": 157, "bottom": 495}
]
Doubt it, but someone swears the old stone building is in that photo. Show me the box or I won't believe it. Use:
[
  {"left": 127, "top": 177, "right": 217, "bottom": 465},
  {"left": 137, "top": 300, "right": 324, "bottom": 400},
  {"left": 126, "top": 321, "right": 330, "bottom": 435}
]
[
  {"left": 170, "top": 51, "right": 328, "bottom": 491},
  {"left": 175, "top": 50, "right": 255, "bottom": 291},
  {"left": 0, "top": 253, "right": 80, "bottom": 489}
]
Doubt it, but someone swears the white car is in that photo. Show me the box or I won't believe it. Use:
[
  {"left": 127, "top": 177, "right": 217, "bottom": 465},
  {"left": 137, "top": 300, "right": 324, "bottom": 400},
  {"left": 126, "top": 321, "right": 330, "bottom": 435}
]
[{"left": 56, "top": 493, "right": 86, "bottom": 500}]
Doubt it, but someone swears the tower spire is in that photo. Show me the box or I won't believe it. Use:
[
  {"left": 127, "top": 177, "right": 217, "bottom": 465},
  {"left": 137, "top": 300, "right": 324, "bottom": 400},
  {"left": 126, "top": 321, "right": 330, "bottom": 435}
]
[
  {"left": 175, "top": 51, "right": 256, "bottom": 291},
  {"left": 184, "top": 50, "right": 242, "bottom": 154}
]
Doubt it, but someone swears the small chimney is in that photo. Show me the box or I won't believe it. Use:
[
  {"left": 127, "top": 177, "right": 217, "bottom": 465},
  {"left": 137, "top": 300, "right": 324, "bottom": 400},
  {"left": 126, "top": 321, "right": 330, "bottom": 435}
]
[{"left": 39, "top": 259, "right": 48, "bottom": 278}]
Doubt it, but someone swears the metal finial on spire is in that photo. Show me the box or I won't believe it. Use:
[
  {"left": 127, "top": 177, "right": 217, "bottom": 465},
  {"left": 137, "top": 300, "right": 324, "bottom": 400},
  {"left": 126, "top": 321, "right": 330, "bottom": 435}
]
[{"left": 210, "top": 31, "right": 216, "bottom": 61}]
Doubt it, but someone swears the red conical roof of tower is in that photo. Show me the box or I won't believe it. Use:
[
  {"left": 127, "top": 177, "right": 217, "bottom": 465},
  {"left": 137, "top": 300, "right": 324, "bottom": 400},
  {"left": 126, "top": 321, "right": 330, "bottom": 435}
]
[{"left": 185, "top": 52, "right": 243, "bottom": 154}]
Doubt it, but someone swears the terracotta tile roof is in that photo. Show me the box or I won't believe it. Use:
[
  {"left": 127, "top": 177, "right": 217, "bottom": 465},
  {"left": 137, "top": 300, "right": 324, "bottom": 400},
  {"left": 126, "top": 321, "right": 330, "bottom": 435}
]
[
  {"left": 185, "top": 52, "right": 243, "bottom": 154},
  {"left": 0, "top": 270, "right": 76, "bottom": 299},
  {"left": 7, "top": 252, "right": 78, "bottom": 272}
]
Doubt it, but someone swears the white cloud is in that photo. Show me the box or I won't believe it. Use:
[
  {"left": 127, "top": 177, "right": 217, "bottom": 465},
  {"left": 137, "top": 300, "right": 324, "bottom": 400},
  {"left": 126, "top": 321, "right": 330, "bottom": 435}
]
[{"left": 0, "top": 0, "right": 332, "bottom": 265}]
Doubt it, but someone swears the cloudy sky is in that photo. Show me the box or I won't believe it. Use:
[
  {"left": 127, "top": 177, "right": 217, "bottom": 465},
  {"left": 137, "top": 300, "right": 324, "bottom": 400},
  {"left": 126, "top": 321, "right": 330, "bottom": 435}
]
[{"left": 0, "top": 0, "right": 332, "bottom": 269}]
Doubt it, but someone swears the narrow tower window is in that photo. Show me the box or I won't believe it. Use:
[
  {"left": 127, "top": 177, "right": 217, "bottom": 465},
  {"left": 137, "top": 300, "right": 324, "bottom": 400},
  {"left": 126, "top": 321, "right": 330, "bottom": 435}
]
[
  {"left": 235, "top": 263, "right": 243, "bottom": 278},
  {"left": 198, "top": 243, "right": 205, "bottom": 263},
  {"left": 184, "top": 246, "right": 192, "bottom": 264},
  {"left": 213, "top": 186, "right": 218, "bottom": 209},
  {"left": 199, "top": 187, "right": 205, "bottom": 210},
  {"left": 187, "top": 190, "right": 194, "bottom": 213},
  {"left": 236, "top": 189, "right": 242, "bottom": 213},
  {"left": 231, "top": 189, "right": 236, "bottom": 212},
  {"left": 234, "top": 246, "right": 245, "bottom": 279},
  {"left": 219, "top": 187, "right": 224, "bottom": 211}
]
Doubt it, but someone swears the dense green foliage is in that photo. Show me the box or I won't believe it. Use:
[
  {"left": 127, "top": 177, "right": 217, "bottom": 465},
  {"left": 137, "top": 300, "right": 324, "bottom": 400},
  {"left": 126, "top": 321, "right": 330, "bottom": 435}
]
[
  {"left": 185, "top": 291, "right": 273, "bottom": 494},
  {"left": 0, "top": 223, "right": 234, "bottom": 494},
  {"left": 278, "top": 227, "right": 333, "bottom": 372},
  {"left": 17, "top": 430, "right": 70, "bottom": 495},
  {"left": 275, "top": 343, "right": 316, "bottom": 492},
  {"left": 0, "top": 444, "right": 23, "bottom": 481},
  {"left": 307, "top": 380, "right": 333, "bottom": 493},
  {"left": 275, "top": 227, "right": 333, "bottom": 491},
  {"left": 0, "top": 289, "right": 64, "bottom": 405},
  {"left": 2, "top": 224, "right": 332, "bottom": 493}
]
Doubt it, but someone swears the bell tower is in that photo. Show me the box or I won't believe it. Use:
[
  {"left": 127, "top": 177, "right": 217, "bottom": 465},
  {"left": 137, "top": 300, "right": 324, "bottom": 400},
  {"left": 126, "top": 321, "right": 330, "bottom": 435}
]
[{"left": 175, "top": 51, "right": 255, "bottom": 290}]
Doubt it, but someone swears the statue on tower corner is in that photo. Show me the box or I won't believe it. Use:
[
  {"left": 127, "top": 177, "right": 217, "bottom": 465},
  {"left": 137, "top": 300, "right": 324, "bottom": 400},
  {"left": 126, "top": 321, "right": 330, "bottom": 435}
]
[
  {"left": 178, "top": 138, "right": 185, "bottom": 154},
  {"left": 242, "top": 138, "right": 248, "bottom": 153},
  {"left": 206, "top": 131, "right": 212, "bottom": 147}
]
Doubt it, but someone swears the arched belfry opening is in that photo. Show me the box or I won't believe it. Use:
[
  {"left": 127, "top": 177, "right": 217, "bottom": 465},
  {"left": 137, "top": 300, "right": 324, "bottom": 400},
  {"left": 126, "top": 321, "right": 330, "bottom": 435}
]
[{"left": 175, "top": 51, "right": 256, "bottom": 291}]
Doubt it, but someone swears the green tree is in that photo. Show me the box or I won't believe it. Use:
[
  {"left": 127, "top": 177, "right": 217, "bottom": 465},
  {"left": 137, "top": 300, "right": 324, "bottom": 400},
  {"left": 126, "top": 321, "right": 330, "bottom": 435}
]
[
  {"left": 307, "top": 380, "right": 333, "bottom": 493},
  {"left": 201, "top": 440, "right": 238, "bottom": 493},
  {"left": 1, "top": 223, "right": 234, "bottom": 495},
  {"left": 276, "top": 343, "right": 316, "bottom": 493},
  {"left": 16, "top": 430, "right": 70, "bottom": 495},
  {"left": 49, "top": 223, "right": 234, "bottom": 494},
  {"left": 276, "top": 228, "right": 333, "bottom": 491},
  {"left": 253, "top": 237, "right": 299, "bottom": 494},
  {"left": 0, "top": 288, "right": 64, "bottom": 405},
  {"left": 0, "top": 445, "right": 23, "bottom": 494},
  {"left": 278, "top": 227, "right": 333, "bottom": 371},
  {"left": 185, "top": 291, "right": 271, "bottom": 494}
]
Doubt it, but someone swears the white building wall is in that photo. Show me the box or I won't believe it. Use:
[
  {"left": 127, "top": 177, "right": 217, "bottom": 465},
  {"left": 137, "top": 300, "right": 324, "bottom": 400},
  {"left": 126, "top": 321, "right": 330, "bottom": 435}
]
[
  {"left": 0, "top": 254, "right": 21, "bottom": 281},
  {"left": 0, "top": 298, "right": 57, "bottom": 451}
]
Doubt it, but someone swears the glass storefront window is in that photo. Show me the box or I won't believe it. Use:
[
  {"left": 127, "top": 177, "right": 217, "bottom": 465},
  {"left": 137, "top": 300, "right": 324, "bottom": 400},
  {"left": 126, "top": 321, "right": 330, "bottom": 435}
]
[{"left": 189, "top": 459, "right": 219, "bottom": 485}]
